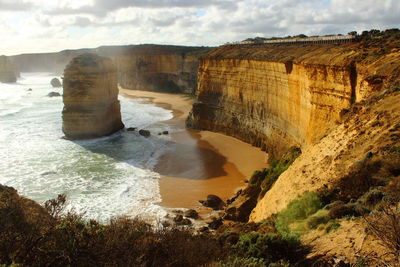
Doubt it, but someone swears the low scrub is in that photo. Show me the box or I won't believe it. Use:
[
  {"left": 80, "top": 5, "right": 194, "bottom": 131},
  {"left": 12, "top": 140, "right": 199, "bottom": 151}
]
[
  {"left": 249, "top": 147, "right": 301, "bottom": 198},
  {"left": 0, "top": 188, "right": 223, "bottom": 266},
  {"left": 275, "top": 192, "right": 324, "bottom": 235},
  {"left": 231, "top": 232, "right": 302, "bottom": 266}
]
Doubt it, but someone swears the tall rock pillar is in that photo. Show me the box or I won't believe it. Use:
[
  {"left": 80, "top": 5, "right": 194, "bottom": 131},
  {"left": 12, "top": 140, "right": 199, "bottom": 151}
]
[
  {"left": 0, "top": 56, "right": 18, "bottom": 83},
  {"left": 62, "top": 53, "right": 124, "bottom": 139}
]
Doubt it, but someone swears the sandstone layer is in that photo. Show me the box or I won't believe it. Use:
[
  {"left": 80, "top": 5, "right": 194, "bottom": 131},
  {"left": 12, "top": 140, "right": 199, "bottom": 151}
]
[
  {"left": 111, "top": 45, "right": 211, "bottom": 94},
  {"left": 0, "top": 55, "right": 18, "bottom": 83},
  {"left": 62, "top": 54, "right": 124, "bottom": 139},
  {"left": 188, "top": 42, "right": 400, "bottom": 156}
]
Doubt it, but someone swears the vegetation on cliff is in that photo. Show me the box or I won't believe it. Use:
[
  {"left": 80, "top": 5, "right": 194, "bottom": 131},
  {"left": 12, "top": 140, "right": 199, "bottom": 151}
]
[{"left": 0, "top": 184, "right": 317, "bottom": 266}]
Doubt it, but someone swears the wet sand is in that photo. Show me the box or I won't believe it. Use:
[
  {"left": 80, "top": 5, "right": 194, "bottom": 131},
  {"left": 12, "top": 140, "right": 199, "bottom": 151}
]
[{"left": 119, "top": 88, "right": 268, "bottom": 209}]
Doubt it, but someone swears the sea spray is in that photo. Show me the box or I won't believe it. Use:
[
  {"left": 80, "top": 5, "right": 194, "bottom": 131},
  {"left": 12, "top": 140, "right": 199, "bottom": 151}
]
[{"left": 0, "top": 73, "right": 173, "bottom": 222}]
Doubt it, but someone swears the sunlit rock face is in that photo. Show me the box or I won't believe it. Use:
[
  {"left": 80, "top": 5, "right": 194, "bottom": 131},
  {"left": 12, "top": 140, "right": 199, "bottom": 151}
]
[
  {"left": 188, "top": 43, "right": 400, "bottom": 157},
  {"left": 0, "top": 56, "right": 18, "bottom": 83},
  {"left": 62, "top": 54, "right": 124, "bottom": 139}
]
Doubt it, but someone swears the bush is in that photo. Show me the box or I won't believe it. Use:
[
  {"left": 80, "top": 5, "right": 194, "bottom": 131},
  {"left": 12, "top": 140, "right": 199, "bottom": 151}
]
[
  {"left": 249, "top": 147, "right": 301, "bottom": 198},
  {"left": 0, "top": 190, "right": 223, "bottom": 266},
  {"left": 328, "top": 202, "right": 369, "bottom": 219},
  {"left": 364, "top": 204, "right": 400, "bottom": 265},
  {"left": 275, "top": 192, "right": 323, "bottom": 235},
  {"left": 232, "top": 232, "right": 301, "bottom": 265},
  {"left": 305, "top": 211, "right": 330, "bottom": 230},
  {"left": 219, "top": 256, "right": 266, "bottom": 267}
]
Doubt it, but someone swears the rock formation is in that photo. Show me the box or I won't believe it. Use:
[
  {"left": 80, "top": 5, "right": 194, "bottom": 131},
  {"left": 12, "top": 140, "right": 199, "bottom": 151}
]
[
  {"left": 188, "top": 41, "right": 400, "bottom": 157},
  {"left": 62, "top": 53, "right": 124, "bottom": 139},
  {"left": 8, "top": 45, "right": 212, "bottom": 93},
  {"left": 0, "top": 55, "right": 18, "bottom": 83},
  {"left": 50, "top": 78, "right": 62, "bottom": 87},
  {"left": 112, "top": 45, "right": 210, "bottom": 94}
]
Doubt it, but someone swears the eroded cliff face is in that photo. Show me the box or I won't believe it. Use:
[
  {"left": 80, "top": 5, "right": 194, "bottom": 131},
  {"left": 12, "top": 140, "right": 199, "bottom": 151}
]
[
  {"left": 0, "top": 55, "right": 18, "bottom": 83},
  {"left": 62, "top": 54, "right": 124, "bottom": 139},
  {"left": 189, "top": 43, "right": 400, "bottom": 156},
  {"left": 9, "top": 45, "right": 211, "bottom": 93},
  {"left": 112, "top": 45, "right": 210, "bottom": 94}
]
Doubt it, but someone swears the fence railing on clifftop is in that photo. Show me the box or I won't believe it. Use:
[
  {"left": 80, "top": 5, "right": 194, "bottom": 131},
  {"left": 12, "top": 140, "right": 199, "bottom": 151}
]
[{"left": 224, "top": 35, "right": 357, "bottom": 46}]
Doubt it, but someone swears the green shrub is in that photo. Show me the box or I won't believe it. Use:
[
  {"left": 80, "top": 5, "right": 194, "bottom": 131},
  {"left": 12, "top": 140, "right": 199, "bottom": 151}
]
[
  {"left": 232, "top": 232, "right": 301, "bottom": 265},
  {"left": 249, "top": 147, "right": 302, "bottom": 198},
  {"left": 305, "top": 210, "right": 330, "bottom": 230},
  {"left": 325, "top": 221, "right": 341, "bottom": 233},
  {"left": 219, "top": 256, "right": 266, "bottom": 267},
  {"left": 275, "top": 192, "right": 324, "bottom": 235}
]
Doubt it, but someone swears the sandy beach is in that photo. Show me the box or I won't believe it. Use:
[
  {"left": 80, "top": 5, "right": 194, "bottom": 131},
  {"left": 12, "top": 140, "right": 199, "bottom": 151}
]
[{"left": 119, "top": 88, "right": 268, "bottom": 209}]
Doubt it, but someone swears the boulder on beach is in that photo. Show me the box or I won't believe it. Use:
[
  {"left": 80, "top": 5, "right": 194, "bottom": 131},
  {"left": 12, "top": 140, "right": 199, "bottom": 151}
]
[
  {"left": 126, "top": 127, "right": 137, "bottom": 132},
  {"left": 47, "top": 92, "right": 61, "bottom": 97},
  {"left": 199, "top": 194, "right": 225, "bottom": 210},
  {"left": 139, "top": 129, "right": 151, "bottom": 137},
  {"left": 207, "top": 217, "right": 223, "bottom": 230},
  {"left": 50, "top": 78, "right": 62, "bottom": 87},
  {"left": 173, "top": 214, "right": 192, "bottom": 226},
  {"left": 184, "top": 209, "right": 199, "bottom": 219}
]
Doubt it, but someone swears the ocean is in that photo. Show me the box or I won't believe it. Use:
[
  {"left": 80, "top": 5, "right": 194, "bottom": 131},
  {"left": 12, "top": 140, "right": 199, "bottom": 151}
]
[{"left": 0, "top": 72, "right": 174, "bottom": 222}]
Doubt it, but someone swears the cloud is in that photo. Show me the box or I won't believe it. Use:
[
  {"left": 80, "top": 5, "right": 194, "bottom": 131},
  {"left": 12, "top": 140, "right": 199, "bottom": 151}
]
[
  {"left": 0, "top": 0, "right": 33, "bottom": 11},
  {"left": 0, "top": 0, "right": 399, "bottom": 55},
  {"left": 47, "top": 0, "right": 240, "bottom": 17}
]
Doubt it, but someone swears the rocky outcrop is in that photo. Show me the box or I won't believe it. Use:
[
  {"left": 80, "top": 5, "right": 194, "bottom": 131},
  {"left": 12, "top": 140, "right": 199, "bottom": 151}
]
[
  {"left": 0, "top": 55, "right": 18, "bottom": 83},
  {"left": 188, "top": 42, "right": 400, "bottom": 157},
  {"left": 50, "top": 78, "right": 62, "bottom": 87},
  {"left": 62, "top": 54, "right": 124, "bottom": 139}
]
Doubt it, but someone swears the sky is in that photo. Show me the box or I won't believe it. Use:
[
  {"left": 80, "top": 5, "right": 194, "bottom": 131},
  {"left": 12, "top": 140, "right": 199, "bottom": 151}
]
[{"left": 1, "top": 0, "right": 399, "bottom": 55}]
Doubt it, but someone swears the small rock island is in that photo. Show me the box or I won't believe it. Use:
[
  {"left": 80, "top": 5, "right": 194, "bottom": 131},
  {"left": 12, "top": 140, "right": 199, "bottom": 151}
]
[
  {"left": 62, "top": 53, "right": 124, "bottom": 139},
  {"left": 0, "top": 55, "right": 18, "bottom": 83}
]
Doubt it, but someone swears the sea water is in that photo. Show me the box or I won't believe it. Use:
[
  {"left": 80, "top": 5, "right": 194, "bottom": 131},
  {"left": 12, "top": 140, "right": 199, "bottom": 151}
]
[{"left": 0, "top": 73, "right": 174, "bottom": 222}]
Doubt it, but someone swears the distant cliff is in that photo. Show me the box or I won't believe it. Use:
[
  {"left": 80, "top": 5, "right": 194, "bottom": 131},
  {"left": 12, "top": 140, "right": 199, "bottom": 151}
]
[
  {"left": 62, "top": 54, "right": 124, "bottom": 139},
  {"left": 188, "top": 39, "right": 400, "bottom": 156},
  {"left": 0, "top": 55, "right": 18, "bottom": 83},
  {"left": 8, "top": 45, "right": 212, "bottom": 94}
]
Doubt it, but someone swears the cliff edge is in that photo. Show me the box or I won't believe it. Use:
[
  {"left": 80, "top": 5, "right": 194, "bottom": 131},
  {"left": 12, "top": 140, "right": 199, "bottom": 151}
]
[
  {"left": 62, "top": 53, "right": 124, "bottom": 139},
  {"left": 188, "top": 37, "right": 400, "bottom": 157}
]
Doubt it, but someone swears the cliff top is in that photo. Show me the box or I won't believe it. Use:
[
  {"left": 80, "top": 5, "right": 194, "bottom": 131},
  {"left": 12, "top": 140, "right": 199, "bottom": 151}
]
[
  {"left": 204, "top": 35, "right": 400, "bottom": 67},
  {"left": 64, "top": 53, "right": 116, "bottom": 74}
]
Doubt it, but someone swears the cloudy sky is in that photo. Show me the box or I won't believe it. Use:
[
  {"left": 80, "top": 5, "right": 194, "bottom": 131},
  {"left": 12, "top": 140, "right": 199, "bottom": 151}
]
[{"left": 1, "top": 0, "right": 399, "bottom": 55}]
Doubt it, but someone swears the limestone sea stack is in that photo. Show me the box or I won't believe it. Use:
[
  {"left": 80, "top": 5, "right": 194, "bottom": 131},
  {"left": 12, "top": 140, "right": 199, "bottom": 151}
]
[
  {"left": 0, "top": 56, "right": 18, "bottom": 83},
  {"left": 62, "top": 53, "right": 124, "bottom": 139}
]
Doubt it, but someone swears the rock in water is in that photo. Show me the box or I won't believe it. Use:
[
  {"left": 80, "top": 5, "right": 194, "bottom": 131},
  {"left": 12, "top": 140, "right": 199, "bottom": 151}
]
[
  {"left": 139, "top": 129, "right": 151, "bottom": 137},
  {"left": 47, "top": 92, "right": 61, "bottom": 97},
  {"left": 50, "top": 78, "right": 62, "bottom": 87},
  {"left": 0, "top": 56, "right": 17, "bottom": 83},
  {"left": 62, "top": 54, "right": 124, "bottom": 139}
]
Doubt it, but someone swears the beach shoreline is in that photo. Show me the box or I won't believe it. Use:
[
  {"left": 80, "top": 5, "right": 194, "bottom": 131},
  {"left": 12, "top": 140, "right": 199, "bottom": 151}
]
[{"left": 119, "top": 87, "right": 267, "bottom": 210}]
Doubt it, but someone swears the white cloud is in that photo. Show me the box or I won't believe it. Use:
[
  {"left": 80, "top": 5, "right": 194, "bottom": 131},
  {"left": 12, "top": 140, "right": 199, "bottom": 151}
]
[{"left": 0, "top": 0, "right": 399, "bottom": 55}]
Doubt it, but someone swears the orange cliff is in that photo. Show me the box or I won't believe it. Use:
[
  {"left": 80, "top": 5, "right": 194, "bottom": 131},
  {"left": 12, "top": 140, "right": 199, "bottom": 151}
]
[
  {"left": 110, "top": 45, "right": 211, "bottom": 94},
  {"left": 188, "top": 41, "right": 400, "bottom": 157},
  {"left": 62, "top": 54, "right": 124, "bottom": 139}
]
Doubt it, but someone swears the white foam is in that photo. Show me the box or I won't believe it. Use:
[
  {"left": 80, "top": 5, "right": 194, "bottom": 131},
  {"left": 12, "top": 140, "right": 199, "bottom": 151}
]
[{"left": 0, "top": 73, "right": 174, "bottom": 223}]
